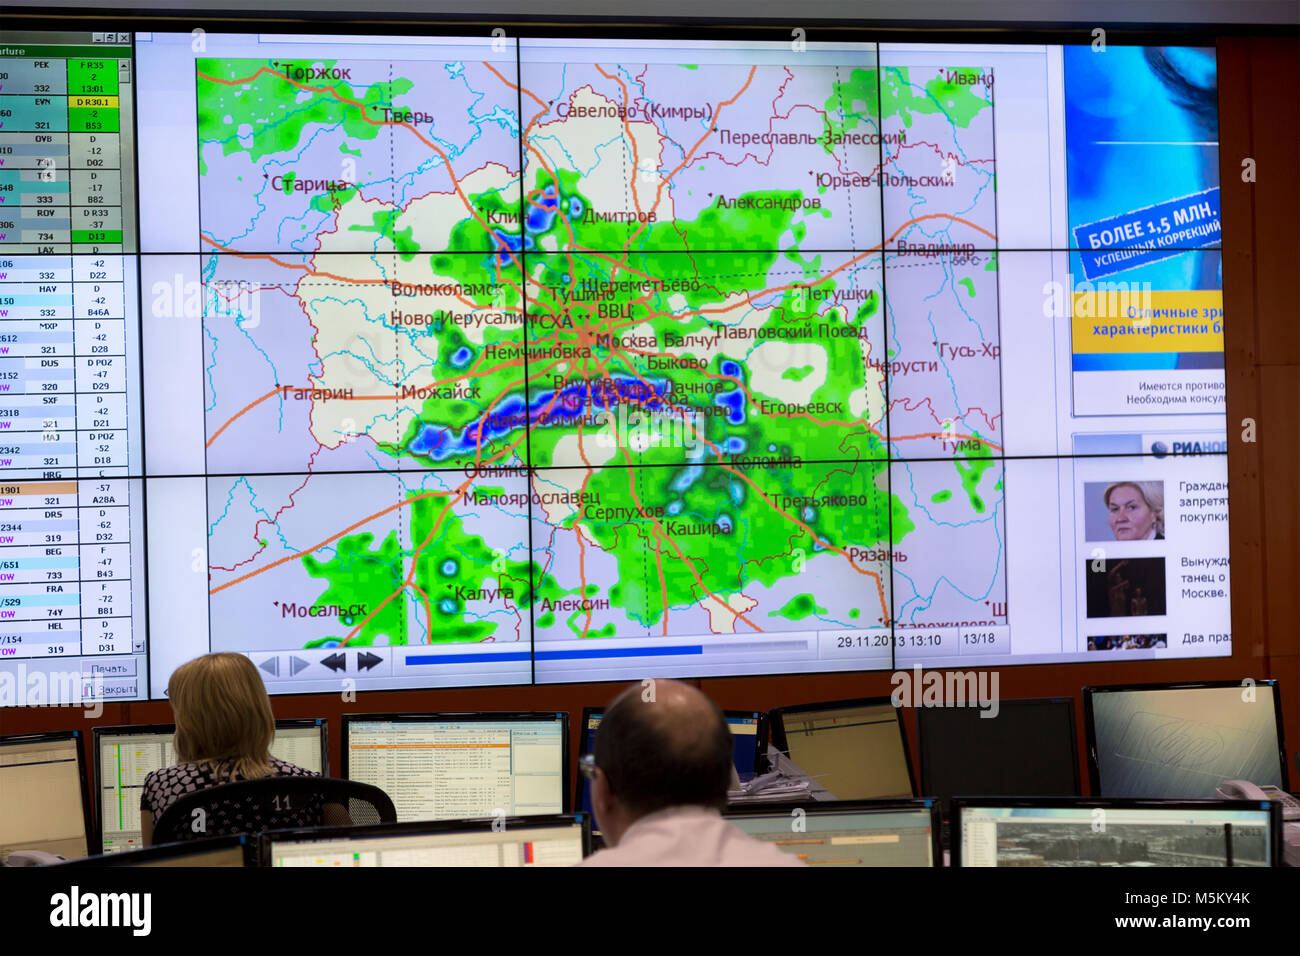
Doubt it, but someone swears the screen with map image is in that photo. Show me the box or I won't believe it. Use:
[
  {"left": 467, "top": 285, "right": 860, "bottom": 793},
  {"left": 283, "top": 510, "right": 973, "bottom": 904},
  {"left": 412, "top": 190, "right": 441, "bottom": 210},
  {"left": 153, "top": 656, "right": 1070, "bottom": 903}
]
[{"left": 0, "top": 25, "right": 1229, "bottom": 701}]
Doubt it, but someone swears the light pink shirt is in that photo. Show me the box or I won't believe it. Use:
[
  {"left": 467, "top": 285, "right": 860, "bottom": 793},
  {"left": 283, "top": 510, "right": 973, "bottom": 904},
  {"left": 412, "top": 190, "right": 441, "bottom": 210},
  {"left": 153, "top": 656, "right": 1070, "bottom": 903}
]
[{"left": 578, "top": 805, "right": 805, "bottom": 867}]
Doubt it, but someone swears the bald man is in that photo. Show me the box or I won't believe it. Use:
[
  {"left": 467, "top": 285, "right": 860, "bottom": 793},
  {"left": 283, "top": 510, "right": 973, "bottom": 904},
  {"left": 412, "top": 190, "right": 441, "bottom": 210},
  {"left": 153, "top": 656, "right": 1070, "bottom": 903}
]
[{"left": 579, "top": 679, "right": 802, "bottom": 866}]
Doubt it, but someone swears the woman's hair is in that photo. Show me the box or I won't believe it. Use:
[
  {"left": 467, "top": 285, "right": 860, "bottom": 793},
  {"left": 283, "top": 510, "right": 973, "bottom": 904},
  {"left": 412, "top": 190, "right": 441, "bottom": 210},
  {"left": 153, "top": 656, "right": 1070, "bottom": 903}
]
[
  {"left": 168, "top": 652, "right": 275, "bottom": 783},
  {"left": 1103, "top": 480, "right": 1165, "bottom": 537}
]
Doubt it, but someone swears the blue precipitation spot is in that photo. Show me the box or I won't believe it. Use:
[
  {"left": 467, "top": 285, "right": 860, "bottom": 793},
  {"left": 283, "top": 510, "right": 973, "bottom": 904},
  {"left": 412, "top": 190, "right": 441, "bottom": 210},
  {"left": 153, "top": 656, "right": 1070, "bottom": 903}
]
[
  {"left": 439, "top": 598, "right": 457, "bottom": 613},
  {"left": 716, "top": 514, "right": 734, "bottom": 533},
  {"left": 767, "top": 443, "right": 777, "bottom": 452},
  {"left": 729, "top": 481, "right": 746, "bottom": 507},
  {"left": 450, "top": 346, "right": 473, "bottom": 368},
  {"left": 526, "top": 184, "right": 561, "bottom": 232},
  {"left": 569, "top": 197, "right": 584, "bottom": 218},
  {"left": 493, "top": 229, "right": 535, "bottom": 265},
  {"left": 716, "top": 389, "right": 746, "bottom": 425},
  {"left": 317, "top": 639, "right": 341, "bottom": 649},
  {"left": 667, "top": 500, "right": 684, "bottom": 516},
  {"left": 715, "top": 360, "right": 746, "bottom": 424},
  {"left": 440, "top": 559, "right": 458, "bottom": 575},
  {"left": 801, "top": 507, "right": 816, "bottom": 522},
  {"left": 671, "top": 462, "right": 703, "bottom": 494},
  {"left": 725, "top": 436, "right": 747, "bottom": 454},
  {"left": 408, "top": 374, "right": 669, "bottom": 462}
]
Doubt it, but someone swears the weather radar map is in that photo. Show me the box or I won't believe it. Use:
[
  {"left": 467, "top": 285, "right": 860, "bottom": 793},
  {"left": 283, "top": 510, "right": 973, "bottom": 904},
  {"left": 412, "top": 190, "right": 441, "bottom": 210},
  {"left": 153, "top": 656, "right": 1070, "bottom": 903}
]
[{"left": 194, "top": 38, "right": 1006, "bottom": 685}]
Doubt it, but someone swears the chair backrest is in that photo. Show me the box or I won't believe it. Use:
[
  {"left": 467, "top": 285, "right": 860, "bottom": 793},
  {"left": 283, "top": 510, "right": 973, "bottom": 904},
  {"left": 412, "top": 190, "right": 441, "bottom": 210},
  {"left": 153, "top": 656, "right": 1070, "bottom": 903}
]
[{"left": 152, "top": 775, "right": 396, "bottom": 844}]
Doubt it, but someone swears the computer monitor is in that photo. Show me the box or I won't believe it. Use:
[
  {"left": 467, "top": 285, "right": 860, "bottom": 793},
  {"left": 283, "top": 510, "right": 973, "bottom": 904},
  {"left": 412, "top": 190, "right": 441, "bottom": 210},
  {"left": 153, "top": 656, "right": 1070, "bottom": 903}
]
[
  {"left": 918, "top": 697, "right": 1080, "bottom": 807},
  {"left": 0, "top": 731, "right": 92, "bottom": 863},
  {"left": 576, "top": 707, "right": 763, "bottom": 820},
  {"left": 261, "top": 814, "right": 589, "bottom": 867},
  {"left": 1084, "top": 680, "right": 1290, "bottom": 798},
  {"left": 92, "top": 718, "right": 329, "bottom": 853},
  {"left": 954, "top": 798, "right": 1282, "bottom": 867},
  {"left": 768, "top": 698, "right": 915, "bottom": 799},
  {"left": 342, "top": 713, "right": 568, "bottom": 822},
  {"left": 58, "top": 835, "right": 252, "bottom": 868},
  {"left": 723, "top": 799, "right": 940, "bottom": 866}
]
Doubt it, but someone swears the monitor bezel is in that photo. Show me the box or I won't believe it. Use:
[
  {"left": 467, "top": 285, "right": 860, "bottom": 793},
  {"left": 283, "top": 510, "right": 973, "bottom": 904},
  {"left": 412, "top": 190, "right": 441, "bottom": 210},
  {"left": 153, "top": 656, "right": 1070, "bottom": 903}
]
[
  {"left": 90, "top": 717, "right": 332, "bottom": 852},
  {"left": 257, "top": 811, "right": 591, "bottom": 867},
  {"left": 951, "top": 796, "right": 1284, "bottom": 868},
  {"left": 1082, "top": 679, "right": 1289, "bottom": 796},
  {"left": 55, "top": 833, "right": 254, "bottom": 868},
  {"left": 767, "top": 696, "right": 918, "bottom": 798},
  {"left": 341, "top": 711, "right": 571, "bottom": 813},
  {"left": 0, "top": 729, "right": 93, "bottom": 862},
  {"left": 916, "top": 695, "right": 1081, "bottom": 802},
  {"left": 723, "top": 797, "right": 941, "bottom": 866}
]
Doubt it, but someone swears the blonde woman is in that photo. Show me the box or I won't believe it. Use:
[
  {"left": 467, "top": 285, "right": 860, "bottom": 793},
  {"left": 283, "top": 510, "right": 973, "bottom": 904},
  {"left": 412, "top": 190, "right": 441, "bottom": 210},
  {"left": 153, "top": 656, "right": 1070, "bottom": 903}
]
[
  {"left": 1103, "top": 481, "right": 1164, "bottom": 540},
  {"left": 140, "top": 653, "right": 320, "bottom": 845}
]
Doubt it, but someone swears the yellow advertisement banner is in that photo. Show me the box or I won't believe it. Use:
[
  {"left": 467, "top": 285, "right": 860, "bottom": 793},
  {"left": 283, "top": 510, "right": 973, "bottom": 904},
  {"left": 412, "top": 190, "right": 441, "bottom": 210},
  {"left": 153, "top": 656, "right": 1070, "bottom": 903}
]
[{"left": 1072, "top": 290, "right": 1223, "bottom": 353}]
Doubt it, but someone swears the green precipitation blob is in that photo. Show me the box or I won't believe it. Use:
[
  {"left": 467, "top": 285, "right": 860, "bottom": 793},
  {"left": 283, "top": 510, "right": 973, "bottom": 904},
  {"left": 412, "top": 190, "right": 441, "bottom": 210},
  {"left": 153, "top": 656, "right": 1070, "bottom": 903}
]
[
  {"left": 572, "top": 456, "right": 912, "bottom": 630},
  {"left": 500, "top": 168, "right": 888, "bottom": 469},
  {"left": 279, "top": 171, "right": 296, "bottom": 195},
  {"left": 195, "top": 58, "right": 414, "bottom": 175},
  {"left": 953, "top": 442, "right": 996, "bottom": 514},
  {"left": 820, "top": 66, "right": 991, "bottom": 148},
  {"left": 918, "top": 68, "right": 991, "bottom": 128},
  {"left": 349, "top": 164, "right": 853, "bottom": 473},
  {"left": 930, "top": 489, "right": 952, "bottom": 504},
  {"left": 769, "top": 593, "right": 828, "bottom": 621},
  {"left": 312, "top": 157, "right": 912, "bottom": 632},
  {"left": 349, "top": 208, "right": 420, "bottom": 257},
  {"left": 568, "top": 618, "right": 616, "bottom": 638},
  {"left": 821, "top": 68, "right": 880, "bottom": 154},
  {"left": 958, "top": 277, "right": 976, "bottom": 298},
  {"left": 301, "top": 530, "right": 405, "bottom": 648},
  {"left": 310, "top": 181, "right": 532, "bottom": 471},
  {"left": 301, "top": 492, "right": 567, "bottom": 646}
]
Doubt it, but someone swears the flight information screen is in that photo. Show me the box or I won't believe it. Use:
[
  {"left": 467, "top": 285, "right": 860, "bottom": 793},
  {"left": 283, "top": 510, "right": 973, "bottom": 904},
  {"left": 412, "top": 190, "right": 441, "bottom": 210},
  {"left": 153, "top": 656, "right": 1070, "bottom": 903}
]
[
  {"left": 0, "top": 32, "right": 146, "bottom": 703},
  {"left": 0, "top": 24, "right": 1230, "bottom": 701}
]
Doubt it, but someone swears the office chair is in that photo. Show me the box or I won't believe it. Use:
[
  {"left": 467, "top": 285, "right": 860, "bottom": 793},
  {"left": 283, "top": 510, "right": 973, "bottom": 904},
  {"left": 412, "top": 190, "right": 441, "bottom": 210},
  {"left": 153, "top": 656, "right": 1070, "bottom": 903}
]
[{"left": 152, "top": 776, "right": 396, "bottom": 844}]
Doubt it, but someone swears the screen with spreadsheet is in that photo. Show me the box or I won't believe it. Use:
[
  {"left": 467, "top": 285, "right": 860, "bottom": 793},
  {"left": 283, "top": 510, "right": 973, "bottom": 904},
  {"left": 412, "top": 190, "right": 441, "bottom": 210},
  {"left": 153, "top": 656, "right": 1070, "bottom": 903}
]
[
  {"left": 0, "top": 732, "right": 88, "bottom": 862},
  {"left": 93, "top": 719, "right": 327, "bottom": 853},
  {"left": 724, "top": 801, "right": 937, "bottom": 866},
  {"left": 265, "top": 816, "right": 586, "bottom": 867},
  {"left": 343, "top": 714, "right": 566, "bottom": 821},
  {"left": 956, "top": 800, "right": 1277, "bottom": 867}
]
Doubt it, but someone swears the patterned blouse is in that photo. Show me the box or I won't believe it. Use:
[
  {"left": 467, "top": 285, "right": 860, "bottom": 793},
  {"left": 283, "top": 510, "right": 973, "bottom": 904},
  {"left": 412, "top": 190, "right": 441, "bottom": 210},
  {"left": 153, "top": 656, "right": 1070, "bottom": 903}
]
[{"left": 141, "top": 757, "right": 320, "bottom": 830}]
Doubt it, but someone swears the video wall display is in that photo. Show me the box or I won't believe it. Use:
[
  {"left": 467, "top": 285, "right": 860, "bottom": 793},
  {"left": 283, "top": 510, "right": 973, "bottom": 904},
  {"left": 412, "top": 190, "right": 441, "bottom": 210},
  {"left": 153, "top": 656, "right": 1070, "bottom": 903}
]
[{"left": 0, "top": 25, "right": 1227, "bottom": 700}]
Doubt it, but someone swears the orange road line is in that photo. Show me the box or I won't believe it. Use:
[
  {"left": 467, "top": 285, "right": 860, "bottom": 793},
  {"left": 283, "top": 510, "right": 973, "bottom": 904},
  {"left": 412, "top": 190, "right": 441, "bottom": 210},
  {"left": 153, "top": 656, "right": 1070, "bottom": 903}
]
[
  {"left": 208, "top": 488, "right": 457, "bottom": 595},
  {"left": 205, "top": 385, "right": 285, "bottom": 448}
]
